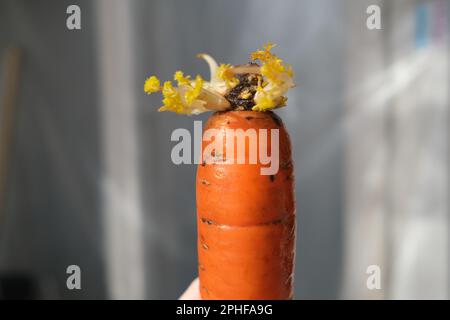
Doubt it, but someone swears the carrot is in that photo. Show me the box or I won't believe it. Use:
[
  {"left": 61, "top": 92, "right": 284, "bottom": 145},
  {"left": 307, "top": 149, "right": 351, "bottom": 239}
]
[
  {"left": 197, "top": 110, "right": 295, "bottom": 300},
  {"left": 143, "top": 43, "right": 296, "bottom": 300}
]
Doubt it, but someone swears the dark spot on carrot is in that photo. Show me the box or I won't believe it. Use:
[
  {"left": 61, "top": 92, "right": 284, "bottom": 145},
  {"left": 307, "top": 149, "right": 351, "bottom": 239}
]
[
  {"left": 281, "top": 160, "right": 292, "bottom": 169},
  {"left": 245, "top": 116, "right": 254, "bottom": 120},
  {"left": 270, "top": 112, "right": 282, "bottom": 127},
  {"left": 269, "top": 175, "right": 275, "bottom": 182},
  {"left": 200, "top": 179, "right": 211, "bottom": 185},
  {"left": 215, "top": 155, "right": 223, "bottom": 163},
  {"left": 251, "top": 217, "right": 286, "bottom": 227},
  {"left": 226, "top": 120, "right": 230, "bottom": 124},
  {"left": 201, "top": 217, "right": 214, "bottom": 225},
  {"left": 270, "top": 218, "right": 283, "bottom": 225},
  {"left": 201, "top": 160, "right": 206, "bottom": 167},
  {"left": 202, "top": 243, "right": 209, "bottom": 250}
]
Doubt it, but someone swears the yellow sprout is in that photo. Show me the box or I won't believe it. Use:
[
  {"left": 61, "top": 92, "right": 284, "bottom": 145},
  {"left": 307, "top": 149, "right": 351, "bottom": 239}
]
[
  {"left": 158, "top": 81, "right": 184, "bottom": 113},
  {"left": 217, "top": 64, "right": 239, "bottom": 88},
  {"left": 174, "top": 71, "right": 191, "bottom": 86},
  {"left": 279, "top": 96, "right": 288, "bottom": 107},
  {"left": 250, "top": 42, "right": 276, "bottom": 62},
  {"left": 156, "top": 76, "right": 211, "bottom": 115},
  {"left": 250, "top": 42, "right": 294, "bottom": 111},
  {"left": 185, "top": 75, "right": 204, "bottom": 105},
  {"left": 144, "top": 43, "right": 293, "bottom": 114},
  {"left": 253, "top": 91, "right": 276, "bottom": 111},
  {"left": 144, "top": 76, "right": 161, "bottom": 94}
]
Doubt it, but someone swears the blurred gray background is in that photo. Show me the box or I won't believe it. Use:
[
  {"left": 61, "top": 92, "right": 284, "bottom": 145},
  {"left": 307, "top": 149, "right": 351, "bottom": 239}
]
[{"left": 0, "top": 0, "right": 448, "bottom": 299}]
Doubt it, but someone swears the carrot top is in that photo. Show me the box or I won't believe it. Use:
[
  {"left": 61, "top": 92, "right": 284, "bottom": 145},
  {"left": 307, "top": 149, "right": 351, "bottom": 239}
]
[{"left": 144, "top": 43, "right": 295, "bottom": 115}]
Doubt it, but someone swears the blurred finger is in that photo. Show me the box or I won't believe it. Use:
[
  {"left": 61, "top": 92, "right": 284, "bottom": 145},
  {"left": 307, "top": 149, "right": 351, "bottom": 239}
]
[{"left": 179, "top": 277, "right": 202, "bottom": 300}]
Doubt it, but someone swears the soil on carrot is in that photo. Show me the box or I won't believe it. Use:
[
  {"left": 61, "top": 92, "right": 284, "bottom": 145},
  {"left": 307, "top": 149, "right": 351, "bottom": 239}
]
[
  {"left": 269, "top": 112, "right": 282, "bottom": 127},
  {"left": 225, "top": 71, "right": 262, "bottom": 110}
]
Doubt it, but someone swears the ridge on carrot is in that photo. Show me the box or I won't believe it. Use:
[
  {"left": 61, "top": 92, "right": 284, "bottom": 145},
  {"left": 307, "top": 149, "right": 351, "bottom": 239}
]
[{"left": 145, "top": 44, "right": 296, "bottom": 300}]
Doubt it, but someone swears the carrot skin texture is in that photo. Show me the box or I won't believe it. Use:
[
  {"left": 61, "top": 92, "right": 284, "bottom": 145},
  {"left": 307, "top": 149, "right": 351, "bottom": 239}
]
[{"left": 196, "top": 110, "right": 296, "bottom": 300}]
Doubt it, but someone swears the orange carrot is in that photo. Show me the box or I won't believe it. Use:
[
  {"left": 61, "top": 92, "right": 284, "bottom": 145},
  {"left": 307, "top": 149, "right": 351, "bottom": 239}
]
[
  {"left": 143, "top": 43, "right": 296, "bottom": 300},
  {"left": 197, "top": 110, "right": 296, "bottom": 300}
]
